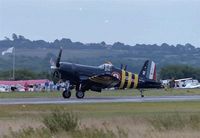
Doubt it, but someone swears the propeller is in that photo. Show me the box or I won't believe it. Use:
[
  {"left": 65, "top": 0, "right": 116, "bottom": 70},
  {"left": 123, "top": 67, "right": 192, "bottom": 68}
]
[
  {"left": 56, "top": 48, "right": 62, "bottom": 68},
  {"left": 50, "top": 57, "right": 56, "bottom": 68},
  {"left": 50, "top": 48, "right": 62, "bottom": 84}
]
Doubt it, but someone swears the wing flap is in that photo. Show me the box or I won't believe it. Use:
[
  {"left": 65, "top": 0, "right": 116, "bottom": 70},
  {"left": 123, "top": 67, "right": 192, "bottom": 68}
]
[{"left": 89, "top": 74, "right": 120, "bottom": 87}]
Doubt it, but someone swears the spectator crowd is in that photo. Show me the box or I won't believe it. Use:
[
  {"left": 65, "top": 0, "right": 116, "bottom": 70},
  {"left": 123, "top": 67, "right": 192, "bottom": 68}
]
[{"left": 0, "top": 80, "right": 67, "bottom": 92}]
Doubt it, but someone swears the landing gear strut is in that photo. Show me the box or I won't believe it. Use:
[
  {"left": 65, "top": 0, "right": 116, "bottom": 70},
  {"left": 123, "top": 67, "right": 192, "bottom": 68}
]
[
  {"left": 62, "top": 81, "right": 71, "bottom": 98},
  {"left": 62, "top": 82, "right": 85, "bottom": 99},
  {"left": 140, "top": 89, "right": 144, "bottom": 98},
  {"left": 76, "top": 84, "right": 85, "bottom": 99}
]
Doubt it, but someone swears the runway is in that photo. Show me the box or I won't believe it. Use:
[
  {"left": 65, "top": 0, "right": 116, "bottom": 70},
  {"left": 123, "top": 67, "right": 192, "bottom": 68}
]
[{"left": 0, "top": 95, "right": 200, "bottom": 105}]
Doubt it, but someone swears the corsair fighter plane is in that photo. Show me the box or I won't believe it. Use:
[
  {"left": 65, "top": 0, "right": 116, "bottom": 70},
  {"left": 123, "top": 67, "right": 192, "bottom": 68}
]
[{"left": 51, "top": 49, "right": 162, "bottom": 99}]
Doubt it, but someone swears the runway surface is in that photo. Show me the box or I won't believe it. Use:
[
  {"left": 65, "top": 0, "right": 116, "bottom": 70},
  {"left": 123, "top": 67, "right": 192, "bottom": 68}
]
[{"left": 0, "top": 95, "right": 200, "bottom": 105}]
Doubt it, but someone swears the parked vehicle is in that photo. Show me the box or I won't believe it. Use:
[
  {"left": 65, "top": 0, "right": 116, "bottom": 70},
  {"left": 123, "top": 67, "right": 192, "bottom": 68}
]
[{"left": 0, "top": 85, "right": 9, "bottom": 92}]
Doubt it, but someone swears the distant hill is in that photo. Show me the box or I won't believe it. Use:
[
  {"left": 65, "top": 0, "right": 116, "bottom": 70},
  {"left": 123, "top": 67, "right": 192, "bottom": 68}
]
[{"left": 0, "top": 33, "right": 200, "bottom": 73}]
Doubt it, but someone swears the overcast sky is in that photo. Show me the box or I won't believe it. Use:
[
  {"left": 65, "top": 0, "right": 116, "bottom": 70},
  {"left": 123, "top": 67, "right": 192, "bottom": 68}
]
[{"left": 0, "top": 0, "right": 200, "bottom": 47}]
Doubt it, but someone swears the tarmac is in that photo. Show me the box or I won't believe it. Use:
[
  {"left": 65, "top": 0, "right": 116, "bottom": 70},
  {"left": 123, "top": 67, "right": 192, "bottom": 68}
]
[{"left": 0, "top": 95, "right": 200, "bottom": 105}]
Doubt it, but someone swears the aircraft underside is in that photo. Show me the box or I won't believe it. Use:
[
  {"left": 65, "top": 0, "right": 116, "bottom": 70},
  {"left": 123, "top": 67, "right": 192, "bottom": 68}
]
[{"left": 61, "top": 81, "right": 143, "bottom": 99}]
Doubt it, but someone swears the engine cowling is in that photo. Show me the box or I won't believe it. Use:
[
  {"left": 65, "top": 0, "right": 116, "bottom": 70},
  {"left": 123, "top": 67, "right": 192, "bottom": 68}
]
[{"left": 52, "top": 70, "right": 61, "bottom": 84}]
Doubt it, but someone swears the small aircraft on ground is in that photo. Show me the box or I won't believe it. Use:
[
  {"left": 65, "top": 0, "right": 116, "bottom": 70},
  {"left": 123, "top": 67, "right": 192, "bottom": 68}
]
[
  {"left": 174, "top": 78, "right": 200, "bottom": 89},
  {"left": 162, "top": 78, "right": 200, "bottom": 89},
  {"left": 51, "top": 49, "right": 163, "bottom": 99}
]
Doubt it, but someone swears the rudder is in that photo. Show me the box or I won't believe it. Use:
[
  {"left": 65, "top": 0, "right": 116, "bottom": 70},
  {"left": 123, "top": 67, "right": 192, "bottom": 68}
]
[{"left": 139, "top": 60, "right": 157, "bottom": 81}]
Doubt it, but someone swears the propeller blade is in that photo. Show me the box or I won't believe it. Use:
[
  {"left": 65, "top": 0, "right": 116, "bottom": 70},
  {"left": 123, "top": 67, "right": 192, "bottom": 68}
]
[
  {"left": 50, "top": 57, "right": 56, "bottom": 66},
  {"left": 56, "top": 48, "right": 62, "bottom": 68}
]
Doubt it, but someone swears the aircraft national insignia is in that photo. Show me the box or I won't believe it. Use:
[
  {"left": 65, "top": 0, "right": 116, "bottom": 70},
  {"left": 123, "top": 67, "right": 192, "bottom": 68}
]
[{"left": 112, "top": 72, "right": 121, "bottom": 80}]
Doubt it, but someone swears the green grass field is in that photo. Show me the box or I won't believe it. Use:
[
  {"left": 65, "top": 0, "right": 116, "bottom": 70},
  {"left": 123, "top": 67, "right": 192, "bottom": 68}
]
[
  {"left": 0, "top": 88, "right": 200, "bottom": 98},
  {"left": 0, "top": 101, "right": 200, "bottom": 137},
  {"left": 0, "top": 89, "right": 200, "bottom": 137},
  {"left": 0, "top": 101, "right": 200, "bottom": 118}
]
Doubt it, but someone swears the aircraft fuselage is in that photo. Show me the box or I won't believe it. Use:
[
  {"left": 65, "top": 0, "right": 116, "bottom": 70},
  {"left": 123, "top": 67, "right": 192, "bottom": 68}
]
[{"left": 51, "top": 49, "right": 163, "bottom": 98}]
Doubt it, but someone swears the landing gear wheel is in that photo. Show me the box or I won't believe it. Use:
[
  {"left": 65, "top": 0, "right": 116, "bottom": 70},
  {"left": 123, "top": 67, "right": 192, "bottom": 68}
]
[
  {"left": 76, "top": 91, "right": 85, "bottom": 99},
  {"left": 62, "top": 90, "right": 71, "bottom": 98},
  {"left": 140, "top": 89, "right": 144, "bottom": 98}
]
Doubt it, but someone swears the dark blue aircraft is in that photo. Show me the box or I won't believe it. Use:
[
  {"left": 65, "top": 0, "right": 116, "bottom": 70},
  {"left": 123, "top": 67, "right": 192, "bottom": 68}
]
[{"left": 51, "top": 49, "right": 163, "bottom": 99}]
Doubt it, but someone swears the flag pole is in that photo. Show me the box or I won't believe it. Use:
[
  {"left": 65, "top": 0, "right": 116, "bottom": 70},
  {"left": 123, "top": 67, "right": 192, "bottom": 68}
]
[{"left": 12, "top": 47, "right": 15, "bottom": 80}]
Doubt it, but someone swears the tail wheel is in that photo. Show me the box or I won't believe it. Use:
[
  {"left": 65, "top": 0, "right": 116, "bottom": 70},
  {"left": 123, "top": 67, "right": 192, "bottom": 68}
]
[
  {"left": 62, "top": 90, "right": 71, "bottom": 98},
  {"left": 76, "top": 91, "right": 85, "bottom": 99},
  {"left": 140, "top": 89, "right": 144, "bottom": 98}
]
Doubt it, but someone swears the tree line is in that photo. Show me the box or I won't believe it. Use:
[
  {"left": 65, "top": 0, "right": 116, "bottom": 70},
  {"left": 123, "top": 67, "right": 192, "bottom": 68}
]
[
  {"left": 0, "top": 65, "right": 199, "bottom": 81},
  {"left": 159, "top": 65, "right": 200, "bottom": 81},
  {"left": 1, "top": 34, "right": 200, "bottom": 76},
  {"left": 0, "top": 69, "right": 51, "bottom": 80},
  {"left": 1, "top": 33, "right": 200, "bottom": 51}
]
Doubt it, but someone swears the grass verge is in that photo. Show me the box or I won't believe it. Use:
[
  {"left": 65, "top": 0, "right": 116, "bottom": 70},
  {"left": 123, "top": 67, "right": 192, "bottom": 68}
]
[
  {"left": 149, "top": 112, "right": 200, "bottom": 131},
  {"left": 3, "top": 110, "right": 128, "bottom": 138},
  {"left": 0, "top": 101, "right": 200, "bottom": 137},
  {"left": 0, "top": 89, "right": 200, "bottom": 98}
]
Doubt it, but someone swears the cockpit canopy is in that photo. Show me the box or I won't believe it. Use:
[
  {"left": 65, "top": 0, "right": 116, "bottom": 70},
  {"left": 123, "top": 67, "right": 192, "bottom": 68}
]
[{"left": 99, "top": 63, "right": 113, "bottom": 71}]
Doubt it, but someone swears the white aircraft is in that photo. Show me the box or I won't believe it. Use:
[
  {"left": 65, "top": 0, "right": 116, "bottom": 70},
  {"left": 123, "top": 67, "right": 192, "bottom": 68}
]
[{"left": 174, "top": 78, "right": 200, "bottom": 89}]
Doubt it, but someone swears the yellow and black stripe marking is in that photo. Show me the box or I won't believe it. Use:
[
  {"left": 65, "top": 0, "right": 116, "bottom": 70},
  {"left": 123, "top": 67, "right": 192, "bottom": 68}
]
[
  {"left": 119, "top": 70, "right": 139, "bottom": 89},
  {"left": 119, "top": 70, "right": 126, "bottom": 89},
  {"left": 127, "top": 72, "right": 132, "bottom": 88},
  {"left": 133, "top": 74, "right": 138, "bottom": 88}
]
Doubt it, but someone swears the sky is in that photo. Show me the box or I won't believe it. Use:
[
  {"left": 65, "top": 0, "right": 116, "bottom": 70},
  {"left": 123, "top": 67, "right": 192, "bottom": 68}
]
[{"left": 0, "top": 0, "right": 200, "bottom": 47}]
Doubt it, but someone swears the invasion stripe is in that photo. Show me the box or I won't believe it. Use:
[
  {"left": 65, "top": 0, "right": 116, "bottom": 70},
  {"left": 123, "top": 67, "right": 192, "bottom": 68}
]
[
  {"left": 127, "top": 72, "right": 132, "bottom": 88},
  {"left": 134, "top": 74, "right": 138, "bottom": 88},
  {"left": 119, "top": 70, "right": 126, "bottom": 89},
  {"left": 123, "top": 72, "right": 129, "bottom": 89},
  {"left": 130, "top": 75, "right": 135, "bottom": 88}
]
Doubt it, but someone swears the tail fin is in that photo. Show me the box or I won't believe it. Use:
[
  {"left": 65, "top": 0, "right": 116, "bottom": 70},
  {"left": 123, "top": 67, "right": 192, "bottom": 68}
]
[{"left": 139, "top": 60, "right": 157, "bottom": 81}]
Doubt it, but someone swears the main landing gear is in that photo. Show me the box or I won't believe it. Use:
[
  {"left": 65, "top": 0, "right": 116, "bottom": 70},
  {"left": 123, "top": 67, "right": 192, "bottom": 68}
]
[
  {"left": 62, "top": 82, "right": 85, "bottom": 99},
  {"left": 75, "top": 84, "right": 85, "bottom": 99},
  {"left": 62, "top": 89, "right": 71, "bottom": 98},
  {"left": 76, "top": 90, "right": 85, "bottom": 99},
  {"left": 62, "top": 81, "right": 71, "bottom": 98}
]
